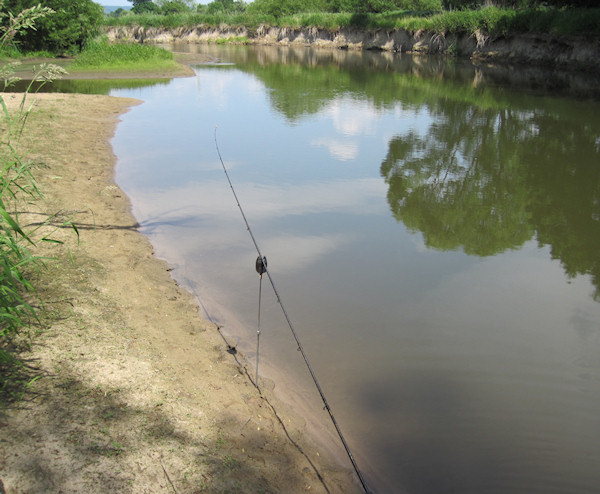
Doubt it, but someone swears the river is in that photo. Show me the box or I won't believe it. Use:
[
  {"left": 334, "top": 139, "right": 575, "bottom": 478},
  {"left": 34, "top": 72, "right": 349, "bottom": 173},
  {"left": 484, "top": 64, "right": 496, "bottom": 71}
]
[{"left": 100, "top": 45, "right": 600, "bottom": 493}]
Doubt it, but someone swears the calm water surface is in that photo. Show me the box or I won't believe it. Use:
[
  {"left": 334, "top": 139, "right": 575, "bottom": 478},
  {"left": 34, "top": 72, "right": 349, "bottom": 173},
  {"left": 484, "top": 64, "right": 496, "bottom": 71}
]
[{"left": 109, "top": 46, "right": 600, "bottom": 493}]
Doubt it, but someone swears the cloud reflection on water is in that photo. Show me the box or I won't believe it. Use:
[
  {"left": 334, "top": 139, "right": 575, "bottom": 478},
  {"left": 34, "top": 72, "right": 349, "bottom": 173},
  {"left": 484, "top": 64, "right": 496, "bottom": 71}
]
[
  {"left": 128, "top": 176, "right": 387, "bottom": 223},
  {"left": 310, "top": 137, "right": 359, "bottom": 161},
  {"left": 127, "top": 176, "right": 385, "bottom": 277}
]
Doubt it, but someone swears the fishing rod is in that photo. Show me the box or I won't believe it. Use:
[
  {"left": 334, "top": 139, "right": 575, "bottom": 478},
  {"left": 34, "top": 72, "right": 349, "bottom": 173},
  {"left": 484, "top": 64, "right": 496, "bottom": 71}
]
[{"left": 214, "top": 126, "right": 370, "bottom": 494}]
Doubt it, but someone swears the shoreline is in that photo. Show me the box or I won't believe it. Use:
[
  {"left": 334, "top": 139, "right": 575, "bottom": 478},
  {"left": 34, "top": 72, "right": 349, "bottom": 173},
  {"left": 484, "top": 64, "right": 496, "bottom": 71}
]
[
  {"left": 0, "top": 92, "right": 360, "bottom": 493},
  {"left": 106, "top": 25, "right": 600, "bottom": 74}
]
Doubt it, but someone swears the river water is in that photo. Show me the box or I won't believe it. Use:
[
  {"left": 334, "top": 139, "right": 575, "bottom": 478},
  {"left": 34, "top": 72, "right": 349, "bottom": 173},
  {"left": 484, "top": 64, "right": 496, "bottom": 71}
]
[{"left": 100, "top": 45, "right": 600, "bottom": 493}]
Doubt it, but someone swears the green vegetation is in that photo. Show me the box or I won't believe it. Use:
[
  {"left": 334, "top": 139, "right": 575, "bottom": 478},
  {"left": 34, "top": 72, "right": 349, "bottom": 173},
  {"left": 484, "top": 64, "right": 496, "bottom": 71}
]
[
  {"left": 70, "top": 39, "right": 180, "bottom": 72},
  {"left": 103, "top": 0, "right": 600, "bottom": 37},
  {"left": 0, "top": 90, "right": 46, "bottom": 401},
  {"left": 1, "top": 0, "right": 596, "bottom": 59},
  {"left": 0, "top": 0, "right": 53, "bottom": 59},
  {"left": 1, "top": 0, "right": 103, "bottom": 55},
  {"left": 0, "top": 3, "right": 68, "bottom": 404}
]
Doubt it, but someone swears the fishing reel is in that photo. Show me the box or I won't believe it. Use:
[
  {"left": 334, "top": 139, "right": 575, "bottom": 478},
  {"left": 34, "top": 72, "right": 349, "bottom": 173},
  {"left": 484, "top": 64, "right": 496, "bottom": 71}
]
[{"left": 255, "top": 256, "right": 267, "bottom": 276}]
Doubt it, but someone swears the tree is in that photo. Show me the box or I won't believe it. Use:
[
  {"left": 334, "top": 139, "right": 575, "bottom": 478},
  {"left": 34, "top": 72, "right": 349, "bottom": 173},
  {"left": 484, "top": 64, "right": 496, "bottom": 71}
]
[
  {"left": 159, "top": 0, "right": 190, "bottom": 14},
  {"left": 0, "top": 0, "right": 53, "bottom": 54},
  {"left": 3, "top": 0, "right": 103, "bottom": 53},
  {"left": 129, "top": 0, "right": 159, "bottom": 14},
  {"left": 109, "top": 7, "right": 128, "bottom": 17},
  {"left": 247, "top": 0, "right": 327, "bottom": 17},
  {"left": 206, "top": 0, "right": 247, "bottom": 14}
]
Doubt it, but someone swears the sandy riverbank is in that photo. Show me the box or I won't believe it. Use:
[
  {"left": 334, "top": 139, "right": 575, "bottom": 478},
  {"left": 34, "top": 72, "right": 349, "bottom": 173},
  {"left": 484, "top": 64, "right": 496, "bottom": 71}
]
[{"left": 0, "top": 92, "right": 360, "bottom": 493}]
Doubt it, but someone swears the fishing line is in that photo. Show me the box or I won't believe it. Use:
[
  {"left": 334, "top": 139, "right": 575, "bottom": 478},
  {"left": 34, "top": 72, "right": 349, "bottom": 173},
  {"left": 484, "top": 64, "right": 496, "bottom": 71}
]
[{"left": 214, "top": 126, "right": 370, "bottom": 494}]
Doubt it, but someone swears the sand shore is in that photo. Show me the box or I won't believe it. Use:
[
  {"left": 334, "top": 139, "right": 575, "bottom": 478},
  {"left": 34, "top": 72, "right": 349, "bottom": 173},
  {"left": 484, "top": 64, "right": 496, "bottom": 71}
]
[{"left": 0, "top": 92, "right": 360, "bottom": 493}]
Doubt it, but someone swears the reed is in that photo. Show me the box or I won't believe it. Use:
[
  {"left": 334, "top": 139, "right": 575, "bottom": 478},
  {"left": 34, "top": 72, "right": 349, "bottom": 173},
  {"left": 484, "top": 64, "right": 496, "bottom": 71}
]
[
  {"left": 0, "top": 68, "right": 79, "bottom": 403},
  {"left": 1, "top": 4, "right": 73, "bottom": 403},
  {"left": 0, "top": 89, "right": 44, "bottom": 401}
]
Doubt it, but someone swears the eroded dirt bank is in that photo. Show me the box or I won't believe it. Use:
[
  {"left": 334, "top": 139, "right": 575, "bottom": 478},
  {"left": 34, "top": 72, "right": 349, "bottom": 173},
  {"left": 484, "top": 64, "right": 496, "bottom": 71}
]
[
  {"left": 107, "top": 25, "right": 600, "bottom": 72},
  {"left": 0, "top": 93, "right": 359, "bottom": 493}
]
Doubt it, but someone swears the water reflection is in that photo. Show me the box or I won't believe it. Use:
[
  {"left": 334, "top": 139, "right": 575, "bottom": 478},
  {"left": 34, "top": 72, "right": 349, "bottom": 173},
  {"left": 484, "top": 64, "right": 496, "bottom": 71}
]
[
  {"left": 381, "top": 97, "right": 600, "bottom": 298},
  {"left": 2, "top": 77, "right": 171, "bottom": 94},
  {"left": 189, "top": 44, "right": 600, "bottom": 301},
  {"left": 112, "top": 45, "right": 600, "bottom": 494}
]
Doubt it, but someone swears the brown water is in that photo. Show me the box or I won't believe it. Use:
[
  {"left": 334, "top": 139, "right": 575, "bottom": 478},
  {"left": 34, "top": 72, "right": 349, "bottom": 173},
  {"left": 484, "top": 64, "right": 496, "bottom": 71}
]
[{"left": 110, "top": 45, "right": 600, "bottom": 493}]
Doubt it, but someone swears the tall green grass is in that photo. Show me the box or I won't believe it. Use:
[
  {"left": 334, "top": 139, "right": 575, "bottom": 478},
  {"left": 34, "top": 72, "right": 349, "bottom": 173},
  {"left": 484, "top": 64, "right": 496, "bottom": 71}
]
[
  {"left": 0, "top": 91, "right": 45, "bottom": 400},
  {"left": 0, "top": 0, "right": 46, "bottom": 404},
  {"left": 0, "top": 0, "right": 77, "bottom": 407},
  {"left": 103, "top": 7, "right": 600, "bottom": 36},
  {"left": 70, "top": 39, "right": 180, "bottom": 71},
  {"left": 1, "top": 14, "right": 73, "bottom": 403},
  {"left": 0, "top": 63, "right": 77, "bottom": 405},
  {"left": 105, "top": 11, "right": 276, "bottom": 30},
  {"left": 428, "top": 6, "right": 600, "bottom": 36}
]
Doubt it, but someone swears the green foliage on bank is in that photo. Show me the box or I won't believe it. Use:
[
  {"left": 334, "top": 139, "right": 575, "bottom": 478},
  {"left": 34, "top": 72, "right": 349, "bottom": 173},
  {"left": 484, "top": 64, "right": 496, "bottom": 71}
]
[
  {"left": 267, "top": 6, "right": 600, "bottom": 34},
  {"left": 1, "top": 0, "right": 103, "bottom": 54},
  {"left": 104, "top": 11, "right": 274, "bottom": 29},
  {"left": 70, "top": 39, "right": 179, "bottom": 72},
  {"left": 429, "top": 5, "right": 600, "bottom": 35},
  {"left": 104, "top": 2, "right": 600, "bottom": 37}
]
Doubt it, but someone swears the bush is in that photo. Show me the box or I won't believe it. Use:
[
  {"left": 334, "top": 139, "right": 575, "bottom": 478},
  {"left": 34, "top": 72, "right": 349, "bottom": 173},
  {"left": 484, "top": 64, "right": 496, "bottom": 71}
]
[
  {"left": 2, "top": 0, "right": 103, "bottom": 54},
  {"left": 131, "top": 0, "right": 159, "bottom": 14},
  {"left": 244, "top": 0, "right": 440, "bottom": 16},
  {"left": 247, "top": 0, "right": 327, "bottom": 17},
  {"left": 427, "top": 6, "right": 600, "bottom": 36},
  {"left": 206, "top": 0, "right": 247, "bottom": 14},
  {"left": 160, "top": 0, "right": 190, "bottom": 14},
  {"left": 109, "top": 7, "right": 129, "bottom": 18},
  {"left": 326, "top": 0, "right": 437, "bottom": 13}
]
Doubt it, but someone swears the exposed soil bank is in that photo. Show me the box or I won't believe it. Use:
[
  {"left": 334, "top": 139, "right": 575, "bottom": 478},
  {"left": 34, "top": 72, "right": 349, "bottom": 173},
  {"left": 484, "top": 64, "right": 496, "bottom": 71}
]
[{"left": 106, "top": 25, "right": 600, "bottom": 73}]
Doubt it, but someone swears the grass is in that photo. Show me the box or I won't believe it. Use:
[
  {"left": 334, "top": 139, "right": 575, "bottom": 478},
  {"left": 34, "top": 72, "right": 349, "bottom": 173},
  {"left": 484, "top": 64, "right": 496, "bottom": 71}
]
[
  {"left": 0, "top": 91, "right": 45, "bottom": 403},
  {"left": 0, "top": 45, "right": 22, "bottom": 60},
  {"left": 70, "top": 40, "right": 181, "bottom": 72},
  {"left": 213, "top": 36, "right": 249, "bottom": 44},
  {"left": 0, "top": 4, "right": 55, "bottom": 405},
  {"left": 426, "top": 6, "right": 600, "bottom": 36},
  {"left": 104, "top": 11, "right": 276, "bottom": 30},
  {"left": 0, "top": 51, "right": 73, "bottom": 404},
  {"left": 103, "top": 7, "right": 600, "bottom": 37}
]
